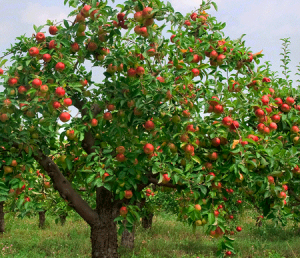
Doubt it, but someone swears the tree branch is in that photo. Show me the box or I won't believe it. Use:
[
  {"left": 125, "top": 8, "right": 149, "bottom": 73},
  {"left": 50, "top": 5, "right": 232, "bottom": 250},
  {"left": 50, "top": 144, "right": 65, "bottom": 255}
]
[{"left": 33, "top": 148, "right": 99, "bottom": 226}]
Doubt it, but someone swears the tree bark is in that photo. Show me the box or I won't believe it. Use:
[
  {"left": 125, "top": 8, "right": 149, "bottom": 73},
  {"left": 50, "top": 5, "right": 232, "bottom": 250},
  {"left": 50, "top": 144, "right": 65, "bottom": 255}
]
[
  {"left": 60, "top": 214, "right": 67, "bottom": 226},
  {"left": 39, "top": 210, "right": 46, "bottom": 229},
  {"left": 0, "top": 202, "right": 4, "bottom": 234},
  {"left": 121, "top": 221, "right": 135, "bottom": 249},
  {"left": 142, "top": 212, "right": 154, "bottom": 229},
  {"left": 91, "top": 187, "right": 120, "bottom": 258}
]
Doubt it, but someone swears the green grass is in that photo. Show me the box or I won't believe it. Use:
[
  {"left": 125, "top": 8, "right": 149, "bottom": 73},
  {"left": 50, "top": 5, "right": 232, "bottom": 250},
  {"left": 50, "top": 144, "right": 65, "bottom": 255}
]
[{"left": 0, "top": 211, "right": 299, "bottom": 257}]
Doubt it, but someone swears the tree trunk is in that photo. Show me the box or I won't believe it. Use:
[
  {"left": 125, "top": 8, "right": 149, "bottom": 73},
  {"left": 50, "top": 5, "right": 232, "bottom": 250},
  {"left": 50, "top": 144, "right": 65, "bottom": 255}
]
[
  {"left": 60, "top": 214, "right": 67, "bottom": 226},
  {"left": 121, "top": 222, "right": 135, "bottom": 249},
  {"left": 142, "top": 212, "right": 154, "bottom": 229},
  {"left": 0, "top": 202, "right": 4, "bottom": 234},
  {"left": 39, "top": 210, "right": 46, "bottom": 229},
  {"left": 91, "top": 187, "right": 120, "bottom": 258}
]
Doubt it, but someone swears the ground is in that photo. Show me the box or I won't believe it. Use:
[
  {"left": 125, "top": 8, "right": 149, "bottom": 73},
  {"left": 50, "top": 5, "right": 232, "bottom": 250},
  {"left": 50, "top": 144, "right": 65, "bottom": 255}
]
[{"left": 0, "top": 211, "right": 298, "bottom": 257}]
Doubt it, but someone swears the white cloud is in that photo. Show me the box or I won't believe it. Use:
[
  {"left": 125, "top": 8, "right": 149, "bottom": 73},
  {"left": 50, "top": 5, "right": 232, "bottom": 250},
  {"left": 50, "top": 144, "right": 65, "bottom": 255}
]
[{"left": 21, "top": 2, "right": 70, "bottom": 26}]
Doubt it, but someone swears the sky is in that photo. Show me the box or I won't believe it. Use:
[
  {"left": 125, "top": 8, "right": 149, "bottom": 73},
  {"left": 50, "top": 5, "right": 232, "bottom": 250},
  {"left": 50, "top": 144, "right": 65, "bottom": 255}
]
[{"left": 0, "top": 0, "right": 300, "bottom": 84}]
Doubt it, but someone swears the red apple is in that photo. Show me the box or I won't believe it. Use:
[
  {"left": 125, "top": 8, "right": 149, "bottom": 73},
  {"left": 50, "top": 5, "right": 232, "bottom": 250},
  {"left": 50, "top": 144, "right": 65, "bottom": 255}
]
[
  {"left": 53, "top": 101, "right": 61, "bottom": 109},
  {"left": 162, "top": 173, "right": 170, "bottom": 183},
  {"left": 35, "top": 32, "right": 45, "bottom": 42},
  {"left": 120, "top": 206, "right": 128, "bottom": 217},
  {"left": 222, "top": 116, "right": 233, "bottom": 127},
  {"left": 32, "top": 78, "right": 42, "bottom": 89},
  {"left": 124, "top": 190, "right": 133, "bottom": 199},
  {"left": 49, "top": 25, "right": 58, "bottom": 35},
  {"left": 55, "top": 87, "right": 65, "bottom": 97},
  {"left": 103, "top": 112, "right": 112, "bottom": 120},
  {"left": 63, "top": 98, "right": 72, "bottom": 106},
  {"left": 144, "top": 143, "right": 154, "bottom": 154},
  {"left": 116, "top": 153, "right": 126, "bottom": 162},
  {"left": 29, "top": 47, "right": 39, "bottom": 57},
  {"left": 55, "top": 62, "right": 65, "bottom": 72},
  {"left": 42, "top": 54, "right": 52, "bottom": 62},
  {"left": 59, "top": 112, "right": 71, "bottom": 122}
]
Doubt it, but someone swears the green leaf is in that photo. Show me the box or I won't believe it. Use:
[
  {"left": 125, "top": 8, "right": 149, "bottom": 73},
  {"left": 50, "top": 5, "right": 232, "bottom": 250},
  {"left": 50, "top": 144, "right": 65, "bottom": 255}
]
[
  {"left": 191, "top": 155, "right": 201, "bottom": 164},
  {"left": 208, "top": 213, "right": 215, "bottom": 225},
  {"left": 65, "top": 158, "right": 73, "bottom": 170},
  {"left": 199, "top": 185, "right": 207, "bottom": 195},
  {"left": 87, "top": 174, "right": 96, "bottom": 184},
  {"left": 211, "top": 2, "right": 218, "bottom": 11},
  {"left": 64, "top": 20, "right": 69, "bottom": 29}
]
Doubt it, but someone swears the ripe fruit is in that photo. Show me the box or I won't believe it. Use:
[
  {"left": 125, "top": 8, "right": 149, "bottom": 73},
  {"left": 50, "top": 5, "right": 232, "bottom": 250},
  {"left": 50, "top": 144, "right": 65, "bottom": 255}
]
[
  {"left": 144, "top": 120, "right": 155, "bottom": 130},
  {"left": 255, "top": 109, "right": 265, "bottom": 117},
  {"left": 49, "top": 25, "right": 58, "bottom": 35},
  {"left": 104, "top": 112, "right": 112, "bottom": 120},
  {"left": 53, "top": 101, "right": 61, "bottom": 109},
  {"left": 269, "top": 122, "right": 277, "bottom": 131},
  {"left": 40, "top": 85, "right": 48, "bottom": 93},
  {"left": 157, "top": 76, "right": 165, "bottom": 83},
  {"left": 116, "top": 153, "right": 126, "bottom": 162},
  {"left": 144, "top": 143, "right": 154, "bottom": 154},
  {"left": 55, "top": 62, "right": 65, "bottom": 72},
  {"left": 63, "top": 98, "right": 72, "bottom": 106},
  {"left": 49, "top": 40, "right": 57, "bottom": 49},
  {"left": 230, "top": 120, "right": 239, "bottom": 130},
  {"left": 217, "top": 54, "right": 226, "bottom": 64},
  {"left": 142, "top": 7, "right": 154, "bottom": 19},
  {"left": 127, "top": 68, "right": 136, "bottom": 77},
  {"left": 278, "top": 191, "right": 286, "bottom": 199},
  {"left": 275, "top": 98, "right": 283, "bottom": 106},
  {"left": 120, "top": 207, "right": 128, "bottom": 217},
  {"left": 214, "top": 104, "right": 224, "bottom": 114},
  {"left": 194, "top": 204, "right": 201, "bottom": 211},
  {"left": 222, "top": 116, "right": 233, "bottom": 127},
  {"left": 136, "top": 66, "right": 145, "bottom": 75},
  {"left": 42, "top": 54, "right": 52, "bottom": 62},
  {"left": 55, "top": 87, "right": 65, "bottom": 97},
  {"left": 162, "top": 174, "right": 170, "bottom": 183},
  {"left": 286, "top": 97, "right": 295, "bottom": 105},
  {"left": 35, "top": 32, "right": 45, "bottom": 42},
  {"left": 44, "top": 182, "right": 51, "bottom": 188},
  {"left": 268, "top": 176, "right": 274, "bottom": 184},
  {"left": 81, "top": 5, "right": 91, "bottom": 17},
  {"left": 208, "top": 152, "right": 218, "bottom": 160},
  {"left": 124, "top": 190, "right": 133, "bottom": 199},
  {"left": 91, "top": 118, "right": 98, "bottom": 127},
  {"left": 102, "top": 172, "right": 109, "bottom": 181},
  {"left": 185, "top": 144, "right": 194, "bottom": 154},
  {"left": 291, "top": 126, "right": 299, "bottom": 133},
  {"left": 32, "top": 78, "right": 42, "bottom": 89},
  {"left": 29, "top": 47, "right": 39, "bottom": 56},
  {"left": 271, "top": 114, "right": 281, "bottom": 123},
  {"left": 71, "top": 42, "right": 80, "bottom": 52},
  {"left": 281, "top": 103, "right": 290, "bottom": 112},
  {"left": 116, "top": 146, "right": 125, "bottom": 154},
  {"left": 59, "top": 112, "right": 71, "bottom": 122},
  {"left": 261, "top": 95, "right": 269, "bottom": 105},
  {"left": 191, "top": 68, "right": 200, "bottom": 77},
  {"left": 211, "top": 137, "right": 221, "bottom": 147}
]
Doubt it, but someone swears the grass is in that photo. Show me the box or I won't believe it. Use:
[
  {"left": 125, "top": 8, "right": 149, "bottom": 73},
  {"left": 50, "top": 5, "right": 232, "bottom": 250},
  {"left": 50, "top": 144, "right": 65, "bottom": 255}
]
[{"left": 0, "top": 211, "right": 299, "bottom": 257}]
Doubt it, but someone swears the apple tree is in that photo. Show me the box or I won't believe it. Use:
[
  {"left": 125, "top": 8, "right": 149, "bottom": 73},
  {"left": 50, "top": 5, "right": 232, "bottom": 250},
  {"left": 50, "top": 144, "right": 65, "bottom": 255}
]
[{"left": 1, "top": 0, "right": 300, "bottom": 257}]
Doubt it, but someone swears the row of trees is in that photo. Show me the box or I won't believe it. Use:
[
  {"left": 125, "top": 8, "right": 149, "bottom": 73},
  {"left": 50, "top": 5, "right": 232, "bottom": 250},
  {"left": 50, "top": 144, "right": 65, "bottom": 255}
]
[{"left": 1, "top": 0, "right": 300, "bottom": 257}]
